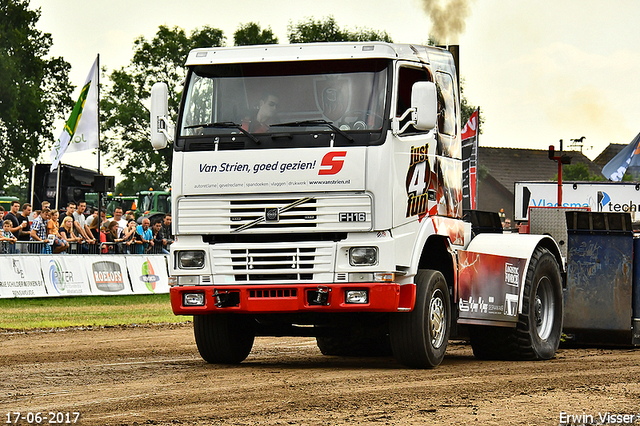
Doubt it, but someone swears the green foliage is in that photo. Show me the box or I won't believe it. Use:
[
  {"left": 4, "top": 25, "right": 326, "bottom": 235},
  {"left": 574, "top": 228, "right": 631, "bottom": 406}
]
[
  {"left": 287, "top": 16, "right": 393, "bottom": 43},
  {"left": 0, "top": 0, "right": 73, "bottom": 190},
  {"left": 460, "top": 79, "right": 483, "bottom": 133},
  {"left": 101, "top": 25, "right": 225, "bottom": 190},
  {"left": 556, "top": 162, "right": 606, "bottom": 181},
  {"left": 234, "top": 22, "right": 278, "bottom": 46}
]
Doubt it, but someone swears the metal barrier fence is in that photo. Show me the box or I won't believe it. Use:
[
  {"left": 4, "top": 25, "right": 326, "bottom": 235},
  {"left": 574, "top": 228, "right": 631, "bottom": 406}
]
[{"left": 0, "top": 241, "right": 168, "bottom": 255}]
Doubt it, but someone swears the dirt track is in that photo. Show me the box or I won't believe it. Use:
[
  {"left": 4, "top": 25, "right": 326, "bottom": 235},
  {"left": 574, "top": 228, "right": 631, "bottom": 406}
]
[{"left": 1, "top": 323, "right": 639, "bottom": 426}]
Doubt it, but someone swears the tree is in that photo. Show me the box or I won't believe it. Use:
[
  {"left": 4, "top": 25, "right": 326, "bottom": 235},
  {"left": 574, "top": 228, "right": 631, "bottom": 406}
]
[
  {"left": 234, "top": 22, "right": 278, "bottom": 46},
  {"left": 460, "top": 78, "right": 484, "bottom": 132},
  {"left": 101, "top": 25, "right": 225, "bottom": 191},
  {"left": 556, "top": 162, "right": 620, "bottom": 182},
  {"left": 0, "top": 0, "right": 73, "bottom": 193},
  {"left": 287, "top": 16, "right": 392, "bottom": 43}
]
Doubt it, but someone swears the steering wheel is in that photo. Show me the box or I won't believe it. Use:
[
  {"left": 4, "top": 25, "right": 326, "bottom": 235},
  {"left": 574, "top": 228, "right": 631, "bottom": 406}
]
[{"left": 342, "top": 110, "right": 384, "bottom": 130}]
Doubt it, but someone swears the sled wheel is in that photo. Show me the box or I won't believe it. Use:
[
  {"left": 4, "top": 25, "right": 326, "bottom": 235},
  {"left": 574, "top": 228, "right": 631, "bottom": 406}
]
[
  {"left": 193, "top": 314, "right": 255, "bottom": 364},
  {"left": 389, "top": 269, "right": 450, "bottom": 368}
]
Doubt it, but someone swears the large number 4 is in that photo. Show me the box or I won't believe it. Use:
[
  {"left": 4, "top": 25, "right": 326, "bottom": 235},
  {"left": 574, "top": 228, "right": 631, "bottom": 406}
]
[{"left": 408, "top": 161, "right": 429, "bottom": 196}]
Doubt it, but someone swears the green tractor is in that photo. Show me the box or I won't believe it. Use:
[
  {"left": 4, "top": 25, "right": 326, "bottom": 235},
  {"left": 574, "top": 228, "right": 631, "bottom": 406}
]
[
  {"left": 135, "top": 189, "right": 171, "bottom": 223},
  {"left": 97, "top": 189, "right": 171, "bottom": 223}
]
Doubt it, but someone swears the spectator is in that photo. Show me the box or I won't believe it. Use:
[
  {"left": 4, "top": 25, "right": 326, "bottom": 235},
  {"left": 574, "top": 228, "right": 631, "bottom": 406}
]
[
  {"left": 134, "top": 218, "right": 152, "bottom": 254},
  {"left": 30, "top": 207, "right": 52, "bottom": 254},
  {"left": 16, "top": 203, "right": 32, "bottom": 242},
  {"left": 60, "top": 216, "right": 83, "bottom": 252},
  {"left": 47, "top": 210, "right": 69, "bottom": 254},
  {"left": 1, "top": 219, "right": 18, "bottom": 253},
  {"left": 41, "top": 201, "right": 50, "bottom": 210},
  {"left": 86, "top": 215, "right": 102, "bottom": 254},
  {"left": 0, "top": 205, "right": 5, "bottom": 218},
  {"left": 112, "top": 207, "right": 127, "bottom": 237},
  {"left": 161, "top": 213, "right": 173, "bottom": 242},
  {"left": 59, "top": 201, "right": 76, "bottom": 226},
  {"left": 149, "top": 219, "right": 169, "bottom": 254},
  {"left": 105, "top": 220, "right": 119, "bottom": 254},
  {"left": 5, "top": 200, "right": 26, "bottom": 240},
  {"left": 73, "top": 200, "right": 95, "bottom": 243},
  {"left": 120, "top": 219, "right": 138, "bottom": 254}
]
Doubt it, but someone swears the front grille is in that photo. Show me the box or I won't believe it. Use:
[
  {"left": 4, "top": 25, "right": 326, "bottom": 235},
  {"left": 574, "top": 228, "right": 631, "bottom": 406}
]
[
  {"left": 211, "top": 242, "right": 334, "bottom": 284},
  {"left": 177, "top": 194, "right": 372, "bottom": 234}
]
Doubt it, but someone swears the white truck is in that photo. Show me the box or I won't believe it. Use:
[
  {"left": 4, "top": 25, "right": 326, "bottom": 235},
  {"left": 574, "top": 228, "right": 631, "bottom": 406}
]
[{"left": 150, "top": 42, "right": 565, "bottom": 368}]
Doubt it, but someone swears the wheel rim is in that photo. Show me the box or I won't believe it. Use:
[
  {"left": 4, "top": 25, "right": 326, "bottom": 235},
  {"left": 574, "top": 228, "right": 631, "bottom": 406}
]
[
  {"left": 429, "top": 289, "right": 446, "bottom": 349},
  {"left": 534, "top": 276, "right": 554, "bottom": 340}
]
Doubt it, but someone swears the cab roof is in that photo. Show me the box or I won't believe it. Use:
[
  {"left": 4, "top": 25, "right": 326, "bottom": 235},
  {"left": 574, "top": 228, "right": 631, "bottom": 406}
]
[{"left": 185, "top": 42, "right": 450, "bottom": 67}]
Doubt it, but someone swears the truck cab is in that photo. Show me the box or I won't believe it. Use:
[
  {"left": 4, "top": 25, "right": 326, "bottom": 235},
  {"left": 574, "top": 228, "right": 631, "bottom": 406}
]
[{"left": 151, "top": 42, "right": 564, "bottom": 368}]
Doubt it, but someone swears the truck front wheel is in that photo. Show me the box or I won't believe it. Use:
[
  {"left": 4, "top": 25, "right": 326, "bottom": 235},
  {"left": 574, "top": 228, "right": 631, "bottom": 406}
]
[
  {"left": 193, "top": 314, "right": 255, "bottom": 364},
  {"left": 389, "top": 269, "right": 450, "bottom": 368}
]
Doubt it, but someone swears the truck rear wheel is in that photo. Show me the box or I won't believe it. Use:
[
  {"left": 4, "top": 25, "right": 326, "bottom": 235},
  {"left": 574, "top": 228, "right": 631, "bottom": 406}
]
[
  {"left": 389, "top": 269, "right": 450, "bottom": 368},
  {"left": 193, "top": 314, "right": 255, "bottom": 364},
  {"left": 469, "top": 246, "right": 563, "bottom": 360}
]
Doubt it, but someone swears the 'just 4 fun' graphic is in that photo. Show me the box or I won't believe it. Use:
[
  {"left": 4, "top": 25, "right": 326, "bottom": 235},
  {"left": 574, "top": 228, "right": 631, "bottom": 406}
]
[{"left": 405, "top": 143, "right": 437, "bottom": 219}]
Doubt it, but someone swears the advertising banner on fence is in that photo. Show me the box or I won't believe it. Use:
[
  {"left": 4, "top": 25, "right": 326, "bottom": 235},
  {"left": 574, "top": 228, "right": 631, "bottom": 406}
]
[
  {"left": 126, "top": 256, "right": 170, "bottom": 294},
  {"left": 86, "top": 256, "right": 133, "bottom": 295},
  {"left": 0, "top": 256, "right": 48, "bottom": 298},
  {"left": 41, "top": 256, "right": 92, "bottom": 296},
  {"left": 0, "top": 254, "right": 170, "bottom": 299}
]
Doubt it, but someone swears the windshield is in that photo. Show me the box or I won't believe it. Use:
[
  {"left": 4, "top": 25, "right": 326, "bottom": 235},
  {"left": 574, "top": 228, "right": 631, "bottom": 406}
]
[{"left": 177, "top": 59, "right": 389, "bottom": 150}]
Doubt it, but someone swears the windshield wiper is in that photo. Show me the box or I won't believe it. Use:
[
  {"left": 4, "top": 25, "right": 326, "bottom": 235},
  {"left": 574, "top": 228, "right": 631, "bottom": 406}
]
[
  {"left": 271, "top": 119, "right": 354, "bottom": 142},
  {"left": 184, "top": 121, "right": 260, "bottom": 144}
]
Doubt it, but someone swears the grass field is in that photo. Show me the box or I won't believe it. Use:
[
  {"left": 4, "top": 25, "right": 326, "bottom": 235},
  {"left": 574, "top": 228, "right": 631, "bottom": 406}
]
[{"left": 0, "top": 294, "right": 189, "bottom": 330}]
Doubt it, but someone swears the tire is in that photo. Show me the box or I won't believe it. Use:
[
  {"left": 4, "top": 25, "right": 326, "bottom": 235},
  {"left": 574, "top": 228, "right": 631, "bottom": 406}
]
[
  {"left": 469, "top": 246, "right": 563, "bottom": 360},
  {"left": 389, "top": 269, "right": 450, "bottom": 368},
  {"left": 193, "top": 314, "right": 255, "bottom": 364}
]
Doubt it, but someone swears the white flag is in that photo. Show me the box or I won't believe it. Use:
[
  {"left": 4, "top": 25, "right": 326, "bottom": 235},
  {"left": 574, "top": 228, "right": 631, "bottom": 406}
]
[{"left": 49, "top": 57, "right": 99, "bottom": 172}]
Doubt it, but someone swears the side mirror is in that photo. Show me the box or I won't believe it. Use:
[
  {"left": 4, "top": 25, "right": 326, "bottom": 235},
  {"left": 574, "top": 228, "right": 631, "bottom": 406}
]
[
  {"left": 150, "top": 82, "right": 173, "bottom": 150},
  {"left": 411, "top": 81, "right": 437, "bottom": 131}
]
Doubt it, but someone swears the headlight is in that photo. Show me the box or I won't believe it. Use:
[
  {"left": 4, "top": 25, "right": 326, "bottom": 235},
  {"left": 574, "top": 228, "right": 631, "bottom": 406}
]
[
  {"left": 177, "top": 250, "right": 205, "bottom": 269},
  {"left": 349, "top": 247, "right": 378, "bottom": 266},
  {"left": 345, "top": 290, "right": 369, "bottom": 304},
  {"left": 183, "top": 292, "right": 205, "bottom": 306}
]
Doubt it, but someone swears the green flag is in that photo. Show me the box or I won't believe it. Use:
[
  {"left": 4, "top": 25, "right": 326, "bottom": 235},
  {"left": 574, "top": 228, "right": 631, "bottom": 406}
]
[{"left": 49, "top": 57, "right": 99, "bottom": 171}]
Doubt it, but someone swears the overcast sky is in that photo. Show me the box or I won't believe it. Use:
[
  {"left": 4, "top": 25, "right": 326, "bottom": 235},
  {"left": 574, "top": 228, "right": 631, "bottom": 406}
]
[{"left": 29, "top": 0, "right": 640, "bottom": 175}]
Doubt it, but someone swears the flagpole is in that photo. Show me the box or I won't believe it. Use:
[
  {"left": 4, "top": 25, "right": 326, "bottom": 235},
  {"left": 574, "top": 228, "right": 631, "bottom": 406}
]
[
  {"left": 97, "top": 53, "right": 101, "bottom": 174},
  {"left": 476, "top": 106, "right": 480, "bottom": 209},
  {"left": 97, "top": 53, "right": 102, "bottom": 236}
]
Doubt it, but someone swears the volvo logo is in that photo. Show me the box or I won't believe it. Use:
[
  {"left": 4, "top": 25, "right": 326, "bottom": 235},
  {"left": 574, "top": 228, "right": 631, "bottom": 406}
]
[{"left": 265, "top": 208, "right": 279, "bottom": 222}]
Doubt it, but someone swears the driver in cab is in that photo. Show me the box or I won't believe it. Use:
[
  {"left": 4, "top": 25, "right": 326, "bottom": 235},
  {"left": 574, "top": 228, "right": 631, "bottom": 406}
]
[{"left": 242, "top": 92, "right": 280, "bottom": 133}]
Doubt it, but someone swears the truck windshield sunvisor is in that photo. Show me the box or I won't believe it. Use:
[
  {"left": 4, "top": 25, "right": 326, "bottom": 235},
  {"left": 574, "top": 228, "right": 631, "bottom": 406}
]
[{"left": 177, "top": 59, "right": 390, "bottom": 150}]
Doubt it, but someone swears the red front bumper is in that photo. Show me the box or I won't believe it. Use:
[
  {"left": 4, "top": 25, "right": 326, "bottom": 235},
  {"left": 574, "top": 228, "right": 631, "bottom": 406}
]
[{"left": 170, "top": 282, "right": 416, "bottom": 314}]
